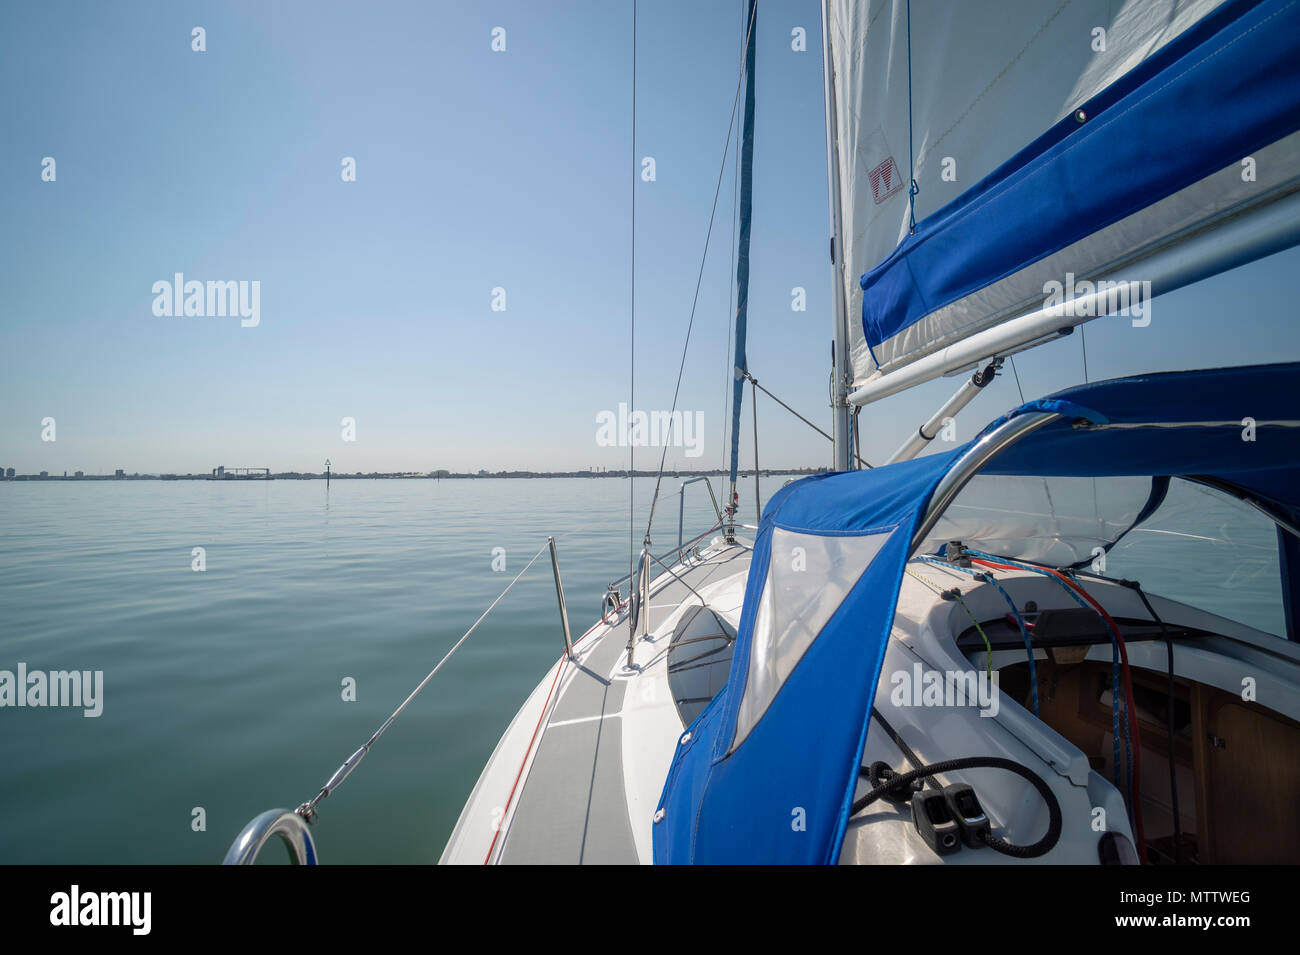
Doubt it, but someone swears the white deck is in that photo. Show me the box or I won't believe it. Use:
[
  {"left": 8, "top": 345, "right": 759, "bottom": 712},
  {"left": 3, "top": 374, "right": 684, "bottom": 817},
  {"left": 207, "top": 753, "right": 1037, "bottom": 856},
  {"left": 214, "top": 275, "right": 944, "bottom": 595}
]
[
  {"left": 442, "top": 545, "right": 1300, "bottom": 865},
  {"left": 439, "top": 537, "right": 752, "bottom": 864}
]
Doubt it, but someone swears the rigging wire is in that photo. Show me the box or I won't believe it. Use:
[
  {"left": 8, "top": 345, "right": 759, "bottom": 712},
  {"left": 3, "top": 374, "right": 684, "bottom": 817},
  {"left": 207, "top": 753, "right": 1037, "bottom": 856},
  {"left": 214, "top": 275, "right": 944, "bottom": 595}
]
[
  {"left": 748, "top": 372, "right": 831, "bottom": 441},
  {"left": 741, "top": 368, "right": 872, "bottom": 467},
  {"left": 1008, "top": 354, "right": 1027, "bottom": 404},
  {"left": 1080, "top": 324, "right": 1090, "bottom": 383},
  {"left": 629, "top": 0, "right": 637, "bottom": 593},
  {"left": 1007, "top": 346, "right": 1081, "bottom": 576},
  {"left": 641, "top": 5, "right": 758, "bottom": 544},
  {"left": 300, "top": 540, "right": 553, "bottom": 824}
]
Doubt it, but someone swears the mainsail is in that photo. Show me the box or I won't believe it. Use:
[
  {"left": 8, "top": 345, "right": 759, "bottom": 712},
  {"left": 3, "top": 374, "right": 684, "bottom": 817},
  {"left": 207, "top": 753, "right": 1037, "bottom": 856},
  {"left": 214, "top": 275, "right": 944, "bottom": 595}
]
[{"left": 826, "top": 0, "right": 1300, "bottom": 389}]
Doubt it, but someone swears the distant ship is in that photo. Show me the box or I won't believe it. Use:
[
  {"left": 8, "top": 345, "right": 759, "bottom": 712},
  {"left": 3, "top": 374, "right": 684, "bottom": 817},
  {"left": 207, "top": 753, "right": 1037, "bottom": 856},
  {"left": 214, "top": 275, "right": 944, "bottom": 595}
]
[{"left": 207, "top": 467, "right": 272, "bottom": 480}]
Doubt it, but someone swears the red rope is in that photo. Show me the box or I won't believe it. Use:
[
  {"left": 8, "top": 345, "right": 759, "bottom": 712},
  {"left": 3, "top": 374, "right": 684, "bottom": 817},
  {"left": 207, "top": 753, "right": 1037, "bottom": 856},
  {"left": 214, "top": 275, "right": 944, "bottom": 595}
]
[
  {"left": 483, "top": 658, "right": 565, "bottom": 865},
  {"left": 970, "top": 558, "right": 1148, "bottom": 863},
  {"left": 482, "top": 614, "right": 609, "bottom": 864}
]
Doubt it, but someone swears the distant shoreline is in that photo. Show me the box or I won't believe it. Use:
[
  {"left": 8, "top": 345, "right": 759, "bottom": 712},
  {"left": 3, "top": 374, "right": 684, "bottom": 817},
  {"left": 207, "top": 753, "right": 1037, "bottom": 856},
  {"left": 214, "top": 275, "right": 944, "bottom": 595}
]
[{"left": 1, "top": 468, "right": 829, "bottom": 482}]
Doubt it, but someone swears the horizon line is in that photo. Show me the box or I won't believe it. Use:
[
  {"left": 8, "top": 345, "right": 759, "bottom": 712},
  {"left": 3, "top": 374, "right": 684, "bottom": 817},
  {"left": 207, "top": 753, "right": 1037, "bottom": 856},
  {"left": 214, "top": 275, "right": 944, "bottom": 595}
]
[{"left": 0, "top": 466, "right": 834, "bottom": 481}]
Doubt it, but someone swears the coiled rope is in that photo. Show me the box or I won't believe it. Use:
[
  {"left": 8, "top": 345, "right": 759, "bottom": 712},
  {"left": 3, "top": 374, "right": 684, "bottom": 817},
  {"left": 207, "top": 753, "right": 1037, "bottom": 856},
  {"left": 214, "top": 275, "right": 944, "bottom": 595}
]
[
  {"left": 961, "top": 549, "right": 1147, "bottom": 863},
  {"left": 853, "top": 756, "right": 1063, "bottom": 858}
]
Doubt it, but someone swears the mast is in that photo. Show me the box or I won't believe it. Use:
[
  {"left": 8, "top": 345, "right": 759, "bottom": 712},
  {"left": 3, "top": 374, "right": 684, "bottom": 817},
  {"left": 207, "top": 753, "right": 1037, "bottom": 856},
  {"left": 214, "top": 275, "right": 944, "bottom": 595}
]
[
  {"left": 821, "top": 0, "right": 852, "bottom": 472},
  {"left": 727, "top": 0, "right": 758, "bottom": 529}
]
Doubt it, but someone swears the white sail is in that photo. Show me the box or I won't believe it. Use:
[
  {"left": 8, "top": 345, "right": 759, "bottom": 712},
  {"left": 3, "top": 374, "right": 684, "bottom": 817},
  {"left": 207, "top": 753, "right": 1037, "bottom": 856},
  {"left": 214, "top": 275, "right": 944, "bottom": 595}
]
[{"left": 825, "top": 0, "right": 1300, "bottom": 386}]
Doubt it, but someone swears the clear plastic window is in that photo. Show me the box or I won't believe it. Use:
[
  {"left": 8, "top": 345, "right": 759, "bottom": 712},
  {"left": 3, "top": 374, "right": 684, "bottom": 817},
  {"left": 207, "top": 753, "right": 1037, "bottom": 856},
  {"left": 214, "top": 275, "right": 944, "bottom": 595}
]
[{"left": 1106, "top": 479, "right": 1284, "bottom": 637}]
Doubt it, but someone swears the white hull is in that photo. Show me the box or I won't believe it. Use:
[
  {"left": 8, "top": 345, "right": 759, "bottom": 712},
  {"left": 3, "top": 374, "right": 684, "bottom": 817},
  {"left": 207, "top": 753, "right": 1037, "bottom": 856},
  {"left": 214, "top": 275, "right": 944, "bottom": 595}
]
[{"left": 444, "top": 538, "right": 1300, "bottom": 865}]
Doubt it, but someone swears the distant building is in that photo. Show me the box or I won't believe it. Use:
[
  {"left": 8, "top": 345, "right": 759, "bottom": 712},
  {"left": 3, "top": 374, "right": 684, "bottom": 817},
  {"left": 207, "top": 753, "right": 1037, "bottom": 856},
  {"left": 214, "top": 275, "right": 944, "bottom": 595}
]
[
  {"left": 74, "top": 471, "right": 84, "bottom": 478},
  {"left": 39, "top": 471, "right": 49, "bottom": 478},
  {"left": 216, "top": 466, "right": 225, "bottom": 478},
  {"left": 4, "top": 468, "right": 12, "bottom": 479},
  {"left": 114, "top": 469, "right": 125, "bottom": 479}
]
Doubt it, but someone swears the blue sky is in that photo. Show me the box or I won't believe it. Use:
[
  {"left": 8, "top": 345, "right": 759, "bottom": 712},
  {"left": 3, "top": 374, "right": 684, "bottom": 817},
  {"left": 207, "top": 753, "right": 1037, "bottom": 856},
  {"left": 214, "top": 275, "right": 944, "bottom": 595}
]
[{"left": 2, "top": 0, "right": 1297, "bottom": 476}]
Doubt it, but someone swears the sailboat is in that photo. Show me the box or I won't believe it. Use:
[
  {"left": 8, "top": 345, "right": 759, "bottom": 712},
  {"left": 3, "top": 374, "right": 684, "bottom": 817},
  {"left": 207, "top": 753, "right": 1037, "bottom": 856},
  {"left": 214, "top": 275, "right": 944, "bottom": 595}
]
[{"left": 227, "top": 0, "right": 1300, "bottom": 865}]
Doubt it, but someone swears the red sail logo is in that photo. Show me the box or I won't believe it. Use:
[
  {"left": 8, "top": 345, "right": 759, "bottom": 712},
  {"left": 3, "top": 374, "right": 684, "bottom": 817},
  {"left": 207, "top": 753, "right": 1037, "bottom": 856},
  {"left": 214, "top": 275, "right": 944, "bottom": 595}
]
[{"left": 869, "top": 156, "right": 903, "bottom": 204}]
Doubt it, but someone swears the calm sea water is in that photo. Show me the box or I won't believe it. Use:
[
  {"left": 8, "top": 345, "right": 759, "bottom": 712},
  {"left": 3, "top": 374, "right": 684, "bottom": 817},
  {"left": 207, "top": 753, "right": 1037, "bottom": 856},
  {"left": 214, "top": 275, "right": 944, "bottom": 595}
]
[
  {"left": 0, "top": 474, "right": 1282, "bottom": 864},
  {"left": 0, "top": 476, "right": 775, "bottom": 864}
]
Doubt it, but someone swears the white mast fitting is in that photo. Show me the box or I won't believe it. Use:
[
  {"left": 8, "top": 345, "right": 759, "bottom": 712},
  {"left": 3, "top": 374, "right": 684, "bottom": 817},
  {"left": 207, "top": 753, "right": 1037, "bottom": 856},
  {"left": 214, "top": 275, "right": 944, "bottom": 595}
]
[{"left": 885, "top": 357, "right": 1000, "bottom": 464}]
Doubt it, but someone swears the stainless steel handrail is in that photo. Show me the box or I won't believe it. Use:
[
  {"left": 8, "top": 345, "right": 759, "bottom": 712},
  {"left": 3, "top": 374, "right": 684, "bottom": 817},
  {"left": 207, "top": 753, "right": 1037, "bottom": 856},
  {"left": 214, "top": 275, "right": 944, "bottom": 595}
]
[
  {"left": 223, "top": 808, "right": 318, "bottom": 865},
  {"left": 909, "top": 410, "right": 1062, "bottom": 554},
  {"left": 606, "top": 522, "right": 722, "bottom": 593},
  {"left": 678, "top": 477, "right": 723, "bottom": 558}
]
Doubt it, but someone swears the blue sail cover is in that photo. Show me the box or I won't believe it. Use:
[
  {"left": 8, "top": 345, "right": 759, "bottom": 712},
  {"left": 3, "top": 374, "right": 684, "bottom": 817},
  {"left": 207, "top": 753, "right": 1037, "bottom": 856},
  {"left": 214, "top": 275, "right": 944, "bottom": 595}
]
[
  {"left": 858, "top": 0, "right": 1300, "bottom": 369},
  {"left": 654, "top": 362, "right": 1300, "bottom": 863},
  {"left": 728, "top": 0, "right": 757, "bottom": 490}
]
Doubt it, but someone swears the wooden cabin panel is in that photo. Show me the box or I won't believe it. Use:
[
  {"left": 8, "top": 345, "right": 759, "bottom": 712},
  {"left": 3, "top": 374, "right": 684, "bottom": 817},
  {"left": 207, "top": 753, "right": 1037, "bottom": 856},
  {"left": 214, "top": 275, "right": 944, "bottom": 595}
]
[{"left": 1203, "top": 694, "right": 1300, "bottom": 864}]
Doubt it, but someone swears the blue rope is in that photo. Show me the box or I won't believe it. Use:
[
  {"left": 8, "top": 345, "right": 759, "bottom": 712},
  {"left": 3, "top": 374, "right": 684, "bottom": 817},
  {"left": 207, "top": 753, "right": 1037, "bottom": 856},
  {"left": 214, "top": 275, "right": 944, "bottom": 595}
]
[
  {"left": 964, "top": 550, "right": 1132, "bottom": 814},
  {"left": 1064, "top": 569, "right": 1133, "bottom": 810},
  {"left": 919, "top": 556, "right": 1038, "bottom": 716}
]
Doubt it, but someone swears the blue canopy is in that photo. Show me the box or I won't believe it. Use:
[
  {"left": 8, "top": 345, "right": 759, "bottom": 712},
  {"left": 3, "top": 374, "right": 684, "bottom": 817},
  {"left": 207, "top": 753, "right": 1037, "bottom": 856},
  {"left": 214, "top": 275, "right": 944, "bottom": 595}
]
[{"left": 654, "top": 362, "right": 1300, "bottom": 864}]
